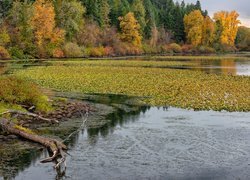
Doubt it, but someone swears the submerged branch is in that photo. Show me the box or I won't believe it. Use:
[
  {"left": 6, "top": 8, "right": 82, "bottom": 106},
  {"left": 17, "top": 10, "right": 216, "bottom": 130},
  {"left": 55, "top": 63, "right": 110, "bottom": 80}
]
[{"left": 0, "top": 118, "right": 66, "bottom": 169}]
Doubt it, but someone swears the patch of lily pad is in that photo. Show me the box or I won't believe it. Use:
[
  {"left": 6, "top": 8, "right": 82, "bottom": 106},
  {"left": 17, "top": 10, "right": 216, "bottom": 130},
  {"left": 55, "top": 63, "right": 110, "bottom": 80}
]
[{"left": 14, "top": 60, "right": 250, "bottom": 112}]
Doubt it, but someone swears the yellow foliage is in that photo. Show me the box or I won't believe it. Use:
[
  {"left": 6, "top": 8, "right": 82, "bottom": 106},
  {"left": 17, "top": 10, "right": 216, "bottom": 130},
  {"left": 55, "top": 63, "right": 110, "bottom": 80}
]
[
  {"left": 214, "top": 11, "right": 241, "bottom": 46},
  {"left": 184, "top": 10, "right": 204, "bottom": 47},
  {"left": 119, "top": 12, "right": 142, "bottom": 47},
  {"left": 202, "top": 16, "right": 215, "bottom": 46}
]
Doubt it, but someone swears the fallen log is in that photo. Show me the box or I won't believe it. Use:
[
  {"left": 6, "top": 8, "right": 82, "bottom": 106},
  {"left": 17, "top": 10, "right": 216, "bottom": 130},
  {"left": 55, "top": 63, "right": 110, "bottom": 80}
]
[
  {"left": 0, "top": 110, "right": 59, "bottom": 124},
  {"left": 0, "top": 118, "right": 67, "bottom": 168}
]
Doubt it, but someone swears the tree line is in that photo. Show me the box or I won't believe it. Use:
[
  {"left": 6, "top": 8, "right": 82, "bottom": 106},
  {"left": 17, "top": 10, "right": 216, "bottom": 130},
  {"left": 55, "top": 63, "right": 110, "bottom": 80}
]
[{"left": 0, "top": 0, "right": 248, "bottom": 59}]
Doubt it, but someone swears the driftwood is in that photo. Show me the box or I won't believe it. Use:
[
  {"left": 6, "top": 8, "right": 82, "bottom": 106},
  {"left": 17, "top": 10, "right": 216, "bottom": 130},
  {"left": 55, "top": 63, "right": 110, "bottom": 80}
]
[
  {"left": 0, "top": 110, "right": 59, "bottom": 124},
  {"left": 0, "top": 118, "right": 67, "bottom": 168}
]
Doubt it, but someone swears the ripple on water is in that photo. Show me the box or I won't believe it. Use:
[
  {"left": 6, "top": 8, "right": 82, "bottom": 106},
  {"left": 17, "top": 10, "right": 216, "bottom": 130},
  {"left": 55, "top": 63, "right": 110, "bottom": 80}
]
[{"left": 11, "top": 106, "right": 250, "bottom": 180}]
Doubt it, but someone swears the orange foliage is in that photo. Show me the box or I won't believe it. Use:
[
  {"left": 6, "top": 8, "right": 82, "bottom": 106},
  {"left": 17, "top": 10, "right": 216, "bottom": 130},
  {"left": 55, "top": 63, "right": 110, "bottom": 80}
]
[
  {"left": 31, "top": 0, "right": 65, "bottom": 56},
  {"left": 52, "top": 48, "right": 64, "bottom": 58},
  {"left": 0, "top": 46, "right": 10, "bottom": 59}
]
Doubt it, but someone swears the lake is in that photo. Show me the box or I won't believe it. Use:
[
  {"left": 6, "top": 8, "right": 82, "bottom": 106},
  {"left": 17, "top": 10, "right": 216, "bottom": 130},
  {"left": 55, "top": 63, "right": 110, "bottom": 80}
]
[{"left": 0, "top": 56, "right": 250, "bottom": 179}]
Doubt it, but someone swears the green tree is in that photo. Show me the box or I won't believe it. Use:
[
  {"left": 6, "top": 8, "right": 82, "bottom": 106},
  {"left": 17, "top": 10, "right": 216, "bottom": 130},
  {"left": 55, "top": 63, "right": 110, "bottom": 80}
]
[
  {"left": 236, "top": 26, "right": 250, "bottom": 50},
  {"left": 99, "top": 0, "right": 110, "bottom": 27},
  {"left": 55, "top": 0, "right": 85, "bottom": 41},
  {"left": 131, "top": 0, "right": 146, "bottom": 35},
  {"left": 8, "top": 0, "right": 35, "bottom": 55}
]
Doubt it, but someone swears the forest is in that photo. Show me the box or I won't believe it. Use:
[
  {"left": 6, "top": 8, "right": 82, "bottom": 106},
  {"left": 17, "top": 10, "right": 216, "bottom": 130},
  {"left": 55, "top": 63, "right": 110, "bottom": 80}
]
[{"left": 0, "top": 0, "right": 249, "bottom": 59}]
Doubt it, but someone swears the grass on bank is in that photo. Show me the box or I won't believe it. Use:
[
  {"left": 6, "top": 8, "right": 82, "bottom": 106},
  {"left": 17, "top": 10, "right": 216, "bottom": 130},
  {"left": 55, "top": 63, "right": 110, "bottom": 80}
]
[
  {"left": 0, "top": 76, "right": 52, "bottom": 114},
  {"left": 14, "top": 60, "right": 250, "bottom": 112}
]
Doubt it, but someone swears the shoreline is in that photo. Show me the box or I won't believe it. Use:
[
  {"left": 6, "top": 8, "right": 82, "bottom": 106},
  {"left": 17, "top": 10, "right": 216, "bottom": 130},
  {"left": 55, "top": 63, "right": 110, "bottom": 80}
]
[{"left": 0, "top": 52, "right": 250, "bottom": 62}]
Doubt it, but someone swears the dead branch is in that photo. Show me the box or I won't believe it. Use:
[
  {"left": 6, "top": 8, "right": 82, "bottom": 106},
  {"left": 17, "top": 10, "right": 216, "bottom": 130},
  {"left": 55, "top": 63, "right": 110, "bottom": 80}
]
[
  {"left": 0, "top": 110, "right": 59, "bottom": 124},
  {"left": 0, "top": 118, "right": 66, "bottom": 168}
]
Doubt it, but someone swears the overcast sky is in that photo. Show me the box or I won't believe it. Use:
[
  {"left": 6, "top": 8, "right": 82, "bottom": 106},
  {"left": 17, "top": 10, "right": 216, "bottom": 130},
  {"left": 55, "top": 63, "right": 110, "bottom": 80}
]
[{"left": 177, "top": 0, "right": 250, "bottom": 27}]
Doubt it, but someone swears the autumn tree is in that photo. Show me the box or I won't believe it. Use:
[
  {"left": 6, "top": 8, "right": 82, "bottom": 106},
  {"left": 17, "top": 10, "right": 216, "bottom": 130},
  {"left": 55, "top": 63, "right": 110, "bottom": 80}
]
[
  {"left": 184, "top": 10, "right": 204, "bottom": 46},
  {"left": 202, "top": 16, "right": 215, "bottom": 46},
  {"left": 214, "top": 11, "right": 241, "bottom": 46},
  {"left": 31, "top": 0, "right": 65, "bottom": 57},
  {"left": 119, "top": 12, "right": 142, "bottom": 46}
]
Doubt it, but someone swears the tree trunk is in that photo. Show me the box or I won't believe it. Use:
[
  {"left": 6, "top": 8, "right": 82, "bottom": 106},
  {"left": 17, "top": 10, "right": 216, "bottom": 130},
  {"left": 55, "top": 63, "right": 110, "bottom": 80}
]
[{"left": 0, "top": 118, "right": 67, "bottom": 168}]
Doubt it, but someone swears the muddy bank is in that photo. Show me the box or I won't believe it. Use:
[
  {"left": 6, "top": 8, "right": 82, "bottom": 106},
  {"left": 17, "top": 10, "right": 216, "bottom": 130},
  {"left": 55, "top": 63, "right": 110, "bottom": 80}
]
[{"left": 0, "top": 98, "right": 116, "bottom": 179}]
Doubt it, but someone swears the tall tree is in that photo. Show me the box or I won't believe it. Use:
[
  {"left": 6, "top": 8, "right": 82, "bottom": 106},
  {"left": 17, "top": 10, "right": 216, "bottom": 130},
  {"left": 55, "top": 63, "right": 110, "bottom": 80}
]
[
  {"left": 55, "top": 0, "right": 85, "bottom": 41},
  {"left": 31, "top": 0, "right": 65, "bottom": 57},
  {"left": 119, "top": 12, "right": 142, "bottom": 46},
  {"left": 184, "top": 10, "right": 204, "bottom": 46},
  {"left": 99, "top": 0, "right": 110, "bottom": 27},
  {"left": 7, "top": 0, "right": 35, "bottom": 54},
  {"left": 131, "top": 0, "right": 146, "bottom": 35},
  {"left": 214, "top": 11, "right": 241, "bottom": 46},
  {"left": 202, "top": 16, "right": 215, "bottom": 46},
  {"left": 0, "top": 0, "right": 13, "bottom": 22}
]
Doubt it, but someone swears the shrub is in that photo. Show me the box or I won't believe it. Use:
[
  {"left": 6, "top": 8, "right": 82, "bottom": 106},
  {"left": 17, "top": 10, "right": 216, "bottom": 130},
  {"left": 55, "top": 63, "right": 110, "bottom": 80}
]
[
  {"left": 0, "top": 76, "right": 51, "bottom": 112},
  {"left": 181, "top": 44, "right": 195, "bottom": 53},
  {"left": 0, "top": 46, "right": 10, "bottom": 59},
  {"left": 113, "top": 42, "right": 143, "bottom": 56},
  {"left": 161, "top": 45, "right": 173, "bottom": 54},
  {"left": 52, "top": 48, "right": 64, "bottom": 58},
  {"left": 197, "top": 46, "right": 216, "bottom": 54},
  {"left": 103, "top": 46, "right": 115, "bottom": 56},
  {"left": 142, "top": 44, "right": 161, "bottom": 54},
  {"left": 213, "top": 43, "right": 237, "bottom": 53},
  {"left": 9, "top": 47, "right": 26, "bottom": 59},
  {"left": 63, "top": 42, "right": 83, "bottom": 58},
  {"left": 169, "top": 43, "right": 182, "bottom": 53},
  {"left": 88, "top": 47, "right": 105, "bottom": 57}
]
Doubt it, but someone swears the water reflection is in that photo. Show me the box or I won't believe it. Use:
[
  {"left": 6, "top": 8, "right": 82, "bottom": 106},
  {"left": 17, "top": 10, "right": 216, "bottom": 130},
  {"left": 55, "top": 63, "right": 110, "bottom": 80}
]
[
  {"left": 0, "top": 94, "right": 152, "bottom": 179},
  {"left": 86, "top": 105, "right": 151, "bottom": 145},
  {"left": 1, "top": 57, "right": 250, "bottom": 76},
  {"left": 0, "top": 144, "right": 43, "bottom": 180},
  {"left": 179, "top": 58, "right": 250, "bottom": 76}
]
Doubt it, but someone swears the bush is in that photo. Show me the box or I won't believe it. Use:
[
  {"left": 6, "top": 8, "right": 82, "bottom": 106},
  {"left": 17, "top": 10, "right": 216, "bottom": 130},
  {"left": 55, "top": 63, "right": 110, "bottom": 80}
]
[
  {"left": 52, "top": 48, "right": 65, "bottom": 58},
  {"left": 161, "top": 45, "right": 173, "bottom": 54},
  {"left": 103, "top": 46, "right": 115, "bottom": 56},
  {"left": 9, "top": 47, "right": 27, "bottom": 59},
  {"left": 88, "top": 47, "right": 105, "bottom": 57},
  {"left": 0, "top": 76, "right": 51, "bottom": 112},
  {"left": 113, "top": 42, "right": 143, "bottom": 56},
  {"left": 63, "top": 42, "right": 83, "bottom": 58},
  {"left": 142, "top": 44, "right": 161, "bottom": 54},
  {"left": 213, "top": 43, "right": 237, "bottom": 53},
  {"left": 169, "top": 43, "right": 182, "bottom": 53},
  {"left": 197, "top": 46, "right": 216, "bottom": 54},
  {"left": 0, "top": 46, "right": 10, "bottom": 59},
  {"left": 181, "top": 44, "right": 195, "bottom": 53}
]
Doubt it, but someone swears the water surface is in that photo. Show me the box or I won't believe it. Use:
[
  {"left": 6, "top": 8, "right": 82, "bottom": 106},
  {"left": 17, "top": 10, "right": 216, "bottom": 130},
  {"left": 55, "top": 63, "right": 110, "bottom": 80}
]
[{"left": 10, "top": 105, "right": 250, "bottom": 180}]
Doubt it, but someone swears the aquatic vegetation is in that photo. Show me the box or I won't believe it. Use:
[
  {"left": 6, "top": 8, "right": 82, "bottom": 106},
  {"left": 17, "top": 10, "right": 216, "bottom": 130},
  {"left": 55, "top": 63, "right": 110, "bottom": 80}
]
[
  {"left": 14, "top": 60, "right": 250, "bottom": 112},
  {"left": 47, "top": 60, "right": 195, "bottom": 68}
]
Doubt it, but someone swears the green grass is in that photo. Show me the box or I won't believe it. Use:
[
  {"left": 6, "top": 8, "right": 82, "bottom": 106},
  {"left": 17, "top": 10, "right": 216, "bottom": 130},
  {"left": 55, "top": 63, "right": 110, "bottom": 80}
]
[{"left": 13, "top": 60, "right": 250, "bottom": 112}]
